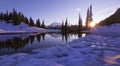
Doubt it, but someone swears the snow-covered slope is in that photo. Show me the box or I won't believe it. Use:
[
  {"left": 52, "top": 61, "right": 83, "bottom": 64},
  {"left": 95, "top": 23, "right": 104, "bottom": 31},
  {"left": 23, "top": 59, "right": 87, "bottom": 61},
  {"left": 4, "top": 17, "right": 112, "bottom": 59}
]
[
  {"left": 49, "top": 22, "right": 61, "bottom": 27},
  {"left": 0, "top": 21, "right": 45, "bottom": 33},
  {"left": 47, "top": 22, "right": 61, "bottom": 29},
  {"left": 90, "top": 23, "right": 120, "bottom": 33}
]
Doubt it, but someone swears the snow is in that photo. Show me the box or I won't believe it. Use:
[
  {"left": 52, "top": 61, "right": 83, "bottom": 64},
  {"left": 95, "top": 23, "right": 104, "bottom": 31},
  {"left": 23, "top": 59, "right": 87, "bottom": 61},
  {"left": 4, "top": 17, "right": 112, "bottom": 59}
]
[
  {"left": 0, "top": 21, "right": 120, "bottom": 66},
  {"left": 89, "top": 23, "right": 120, "bottom": 33},
  {"left": 1, "top": 34, "right": 120, "bottom": 66},
  {"left": 0, "top": 21, "right": 61, "bottom": 33},
  {"left": 48, "top": 22, "right": 61, "bottom": 27},
  {"left": 49, "top": 22, "right": 61, "bottom": 27},
  {"left": 0, "top": 21, "right": 43, "bottom": 33}
]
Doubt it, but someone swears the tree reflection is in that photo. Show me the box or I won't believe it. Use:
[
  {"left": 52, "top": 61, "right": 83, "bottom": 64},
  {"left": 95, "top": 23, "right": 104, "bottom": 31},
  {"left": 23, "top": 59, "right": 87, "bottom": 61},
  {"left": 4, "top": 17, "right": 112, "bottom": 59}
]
[
  {"left": 0, "top": 37, "right": 29, "bottom": 51},
  {"left": 61, "top": 32, "right": 86, "bottom": 42},
  {"left": 41, "top": 33, "right": 46, "bottom": 41},
  {"left": 36, "top": 34, "right": 41, "bottom": 43},
  {"left": 0, "top": 32, "right": 86, "bottom": 52}
]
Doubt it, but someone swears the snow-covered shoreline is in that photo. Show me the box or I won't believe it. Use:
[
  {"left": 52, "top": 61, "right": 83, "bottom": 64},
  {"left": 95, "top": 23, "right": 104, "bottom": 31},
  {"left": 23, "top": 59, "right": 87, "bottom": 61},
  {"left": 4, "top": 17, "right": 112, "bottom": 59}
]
[
  {"left": 0, "top": 34, "right": 120, "bottom": 66},
  {"left": 0, "top": 21, "right": 120, "bottom": 66},
  {"left": 0, "top": 21, "right": 61, "bottom": 34},
  {"left": 0, "top": 29, "right": 61, "bottom": 34},
  {"left": 84, "top": 23, "right": 120, "bottom": 33},
  {"left": 0, "top": 35, "right": 101, "bottom": 66}
]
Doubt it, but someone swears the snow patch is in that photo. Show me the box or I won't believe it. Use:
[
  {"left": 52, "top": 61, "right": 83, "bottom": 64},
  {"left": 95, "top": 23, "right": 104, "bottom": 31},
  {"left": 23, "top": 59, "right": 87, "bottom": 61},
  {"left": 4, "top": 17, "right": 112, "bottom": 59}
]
[{"left": 90, "top": 23, "right": 120, "bottom": 33}]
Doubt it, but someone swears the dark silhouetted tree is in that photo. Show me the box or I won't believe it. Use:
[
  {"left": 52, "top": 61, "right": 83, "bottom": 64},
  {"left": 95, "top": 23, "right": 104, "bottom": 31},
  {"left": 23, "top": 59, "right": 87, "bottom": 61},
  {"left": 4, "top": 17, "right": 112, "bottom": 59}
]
[
  {"left": 41, "top": 20, "right": 45, "bottom": 28},
  {"left": 29, "top": 17, "right": 35, "bottom": 26},
  {"left": 24, "top": 17, "right": 29, "bottom": 24},
  {"left": 78, "top": 13, "right": 82, "bottom": 31},
  {"left": 61, "top": 20, "right": 64, "bottom": 29},
  {"left": 36, "top": 19, "right": 41, "bottom": 28},
  {"left": 65, "top": 18, "right": 68, "bottom": 31},
  {"left": 0, "top": 13, "right": 4, "bottom": 20}
]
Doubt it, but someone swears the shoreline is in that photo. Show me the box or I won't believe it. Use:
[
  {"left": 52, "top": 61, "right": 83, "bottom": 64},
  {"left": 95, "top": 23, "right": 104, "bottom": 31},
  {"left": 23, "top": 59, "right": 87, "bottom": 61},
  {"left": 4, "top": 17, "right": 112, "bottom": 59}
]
[{"left": 0, "top": 29, "right": 61, "bottom": 34}]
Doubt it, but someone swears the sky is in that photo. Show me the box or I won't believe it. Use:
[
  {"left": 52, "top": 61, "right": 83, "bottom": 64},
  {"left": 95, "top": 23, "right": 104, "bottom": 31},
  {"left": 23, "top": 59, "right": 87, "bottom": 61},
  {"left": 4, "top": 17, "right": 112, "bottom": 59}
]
[{"left": 0, "top": 0, "right": 120, "bottom": 25}]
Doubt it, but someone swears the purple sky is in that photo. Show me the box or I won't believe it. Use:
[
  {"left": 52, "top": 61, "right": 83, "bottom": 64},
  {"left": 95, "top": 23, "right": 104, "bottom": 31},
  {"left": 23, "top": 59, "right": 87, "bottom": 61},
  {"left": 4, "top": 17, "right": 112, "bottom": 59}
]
[{"left": 0, "top": 0, "right": 120, "bottom": 25}]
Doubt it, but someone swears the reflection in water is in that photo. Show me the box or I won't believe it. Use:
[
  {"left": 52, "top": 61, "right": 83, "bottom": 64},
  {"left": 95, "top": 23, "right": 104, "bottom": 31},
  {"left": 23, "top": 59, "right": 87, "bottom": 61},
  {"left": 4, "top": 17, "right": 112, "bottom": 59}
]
[
  {"left": 61, "top": 32, "right": 86, "bottom": 42},
  {"left": 82, "top": 33, "right": 86, "bottom": 37},
  {"left": 0, "top": 33, "right": 46, "bottom": 51},
  {"left": 0, "top": 32, "right": 86, "bottom": 55},
  {"left": 0, "top": 37, "right": 29, "bottom": 51}
]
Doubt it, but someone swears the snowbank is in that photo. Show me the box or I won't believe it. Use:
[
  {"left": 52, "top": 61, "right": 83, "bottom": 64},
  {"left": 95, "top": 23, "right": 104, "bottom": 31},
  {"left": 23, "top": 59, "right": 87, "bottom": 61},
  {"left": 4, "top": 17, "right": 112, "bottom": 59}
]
[
  {"left": 0, "top": 21, "right": 61, "bottom": 33},
  {"left": 90, "top": 23, "right": 120, "bottom": 33},
  {"left": 0, "top": 21, "right": 43, "bottom": 33},
  {"left": 1, "top": 34, "right": 120, "bottom": 66},
  {"left": 1, "top": 35, "right": 119, "bottom": 66}
]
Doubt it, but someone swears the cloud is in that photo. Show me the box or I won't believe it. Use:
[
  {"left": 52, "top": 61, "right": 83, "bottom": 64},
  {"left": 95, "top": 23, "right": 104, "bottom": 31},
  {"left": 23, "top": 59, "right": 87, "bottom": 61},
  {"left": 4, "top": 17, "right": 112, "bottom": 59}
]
[{"left": 76, "top": 8, "right": 80, "bottom": 12}]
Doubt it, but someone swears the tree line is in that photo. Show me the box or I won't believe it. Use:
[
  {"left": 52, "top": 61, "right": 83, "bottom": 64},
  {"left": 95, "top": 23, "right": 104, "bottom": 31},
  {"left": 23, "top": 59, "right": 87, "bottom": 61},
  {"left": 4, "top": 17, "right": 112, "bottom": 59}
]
[
  {"left": 0, "top": 9, "right": 84, "bottom": 31},
  {"left": 0, "top": 9, "right": 46, "bottom": 28},
  {"left": 61, "top": 14, "right": 83, "bottom": 32}
]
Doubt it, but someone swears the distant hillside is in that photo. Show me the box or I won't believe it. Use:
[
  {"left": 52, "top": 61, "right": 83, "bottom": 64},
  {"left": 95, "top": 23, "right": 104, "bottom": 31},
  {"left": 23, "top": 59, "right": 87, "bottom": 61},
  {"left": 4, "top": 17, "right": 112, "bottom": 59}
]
[
  {"left": 0, "top": 9, "right": 46, "bottom": 29},
  {"left": 98, "top": 8, "right": 120, "bottom": 26},
  {"left": 0, "top": 20, "right": 44, "bottom": 33},
  {"left": 47, "top": 22, "right": 61, "bottom": 29}
]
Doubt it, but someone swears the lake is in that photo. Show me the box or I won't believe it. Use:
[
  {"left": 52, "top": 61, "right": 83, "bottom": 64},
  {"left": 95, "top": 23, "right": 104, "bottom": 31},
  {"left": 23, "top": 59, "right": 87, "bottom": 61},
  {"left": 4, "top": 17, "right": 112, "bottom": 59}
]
[{"left": 0, "top": 32, "right": 86, "bottom": 55}]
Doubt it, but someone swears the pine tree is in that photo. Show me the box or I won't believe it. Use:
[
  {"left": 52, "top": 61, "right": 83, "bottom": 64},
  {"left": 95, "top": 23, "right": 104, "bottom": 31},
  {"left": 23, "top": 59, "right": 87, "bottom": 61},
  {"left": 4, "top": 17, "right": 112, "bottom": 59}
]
[
  {"left": 85, "top": 5, "right": 93, "bottom": 29},
  {"left": 65, "top": 18, "right": 67, "bottom": 26},
  {"left": 41, "top": 20, "right": 45, "bottom": 28},
  {"left": 4, "top": 11, "right": 9, "bottom": 21},
  {"left": 0, "top": 13, "right": 4, "bottom": 20},
  {"left": 12, "top": 9, "right": 21, "bottom": 25},
  {"left": 78, "top": 13, "right": 82, "bottom": 30},
  {"left": 8, "top": 12, "right": 12, "bottom": 20},
  {"left": 65, "top": 18, "right": 68, "bottom": 30},
  {"left": 86, "top": 8, "right": 90, "bottom": 28},
  {"left": 24, "top": 17, "right": 29, "bottom": 24},
  {"left": 36, "top": 19, "right": 41, "bottom": 28},
  {"left": 61, "top": 20, "right": 64, "bottom": 31},
  {"left": 29, "top": 17, "right": 35, "bottom": 26},
  {"left": 62, "top": 20, "right": 64, "bottom": 28},
  {"left": 19, "top": 13, "right": 25, "bottom": 23},
  {"left": 13, "top": 13, "right": 21, "bottom": 25}
]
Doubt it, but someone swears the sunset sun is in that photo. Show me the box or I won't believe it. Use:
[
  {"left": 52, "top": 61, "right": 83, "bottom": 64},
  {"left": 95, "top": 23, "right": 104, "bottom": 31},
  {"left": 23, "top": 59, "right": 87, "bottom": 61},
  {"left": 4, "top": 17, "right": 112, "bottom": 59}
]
[{"left": 90, "top": 22, "right": 96, "bottom": 27}]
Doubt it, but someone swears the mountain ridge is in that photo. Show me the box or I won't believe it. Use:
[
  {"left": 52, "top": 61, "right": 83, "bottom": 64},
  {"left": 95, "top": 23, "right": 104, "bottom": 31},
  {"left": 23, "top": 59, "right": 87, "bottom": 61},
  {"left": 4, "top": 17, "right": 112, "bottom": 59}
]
[{"left": 98, "top": 8, "right": 120, "bottom": 26}]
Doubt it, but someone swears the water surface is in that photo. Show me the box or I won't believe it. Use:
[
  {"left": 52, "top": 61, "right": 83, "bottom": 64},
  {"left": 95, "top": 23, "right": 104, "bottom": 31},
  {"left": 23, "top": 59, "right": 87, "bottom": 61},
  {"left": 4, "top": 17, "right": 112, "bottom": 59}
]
[{"left": 0, "top": 32, "right": 86, "bottom": 55}]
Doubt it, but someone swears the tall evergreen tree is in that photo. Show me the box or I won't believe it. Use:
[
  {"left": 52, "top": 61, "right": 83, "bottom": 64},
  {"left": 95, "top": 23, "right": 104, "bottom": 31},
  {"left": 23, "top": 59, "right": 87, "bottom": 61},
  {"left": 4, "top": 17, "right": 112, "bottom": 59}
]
[
  {"left": 29, "top": 17, "right": 35, "bottom": 26},
  {"left": 41, "top": 20, "right": 45, "bottom": 28},
  {"left": 85, "top": 5, "right": 93, "bottom": 29},
  {"left": 8, "top": 12, "right": 12, "bottom": 20},
  {"left": 12, "top": 9, "right": 21, "bottom": 25},
  {"left": 24, "top": 17, "right": 29, "bottom": 24},
  {"left": 4, "top": 11, "right": 9, "bottom": 21},
  {"left": 36, "top": 19, "right": 41, "bottom": 28},
  {"left": 61, "top": 20, "right": 64, "bottom": 31},
  {"left": 78, "top": 13, "right": 82, "bottom": 30},
  {"left": 0, "top": 13, "right": 4, "bottom": 20},
  {"left": 65, "top": 18, "right": 68, "bottom": 31},
  {"left": 65, "top": 18, "right": 68, "bottom": 27},
  {"left": 62, "top": 20, "right": 64, "bottom": 28}
]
